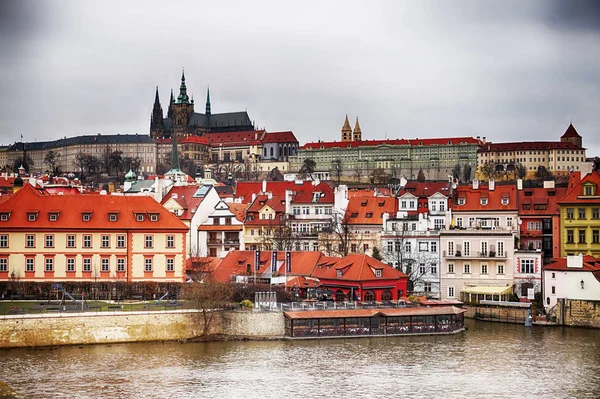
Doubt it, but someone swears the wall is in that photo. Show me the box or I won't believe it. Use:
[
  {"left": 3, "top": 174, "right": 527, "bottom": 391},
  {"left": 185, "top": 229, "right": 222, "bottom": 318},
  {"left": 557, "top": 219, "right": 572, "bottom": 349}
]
[
  {"left": 0, "top": 310, "right": 284, "bottom": 348},
  {"left": 464, "top": 305, "right": 529, "bottom": 324},
  {"left": 558, "top": 299, "right": 600, "bottom": 328}
]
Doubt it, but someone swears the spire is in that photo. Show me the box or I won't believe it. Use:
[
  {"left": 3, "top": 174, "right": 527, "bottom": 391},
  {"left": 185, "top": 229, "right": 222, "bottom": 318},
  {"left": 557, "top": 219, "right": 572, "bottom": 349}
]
[
  {"left": 150, "top": 86, "right": 164, "bottom": 137},
  {"left": 353, "top": 117, "right": 362, "bottom": 142},
  {"left": 205, "top": 86, "right": 211, "bottom": 116},
  {"left": 341, "top": 114, "right": 352, "bottom": 142},
  {"left": 176, "top": 68, "right": 189, "bottom": 104},
  {"left": 168, "top": 89, "right": 174, "bottom": 118}
]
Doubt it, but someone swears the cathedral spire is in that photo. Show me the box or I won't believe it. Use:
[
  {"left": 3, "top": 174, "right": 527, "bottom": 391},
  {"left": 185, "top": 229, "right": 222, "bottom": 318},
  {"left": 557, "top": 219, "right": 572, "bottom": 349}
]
[
  {"left": 353, "top": 117, "right": 362, "bottom": 142},
  {"left": 205, "top": 86, "right": 211, "bottom": 116},
  {"left": 176, "top": 68, "right": 189, "bottom": 104},
  {"left": 150, "top": 86, "right": 164, "bottom": 138},
  {"left": 168, "top": 89, "right": 174, "bottom": 118},
  {"left": 341, "top": 114, "right": 352, "bottom": 142}
]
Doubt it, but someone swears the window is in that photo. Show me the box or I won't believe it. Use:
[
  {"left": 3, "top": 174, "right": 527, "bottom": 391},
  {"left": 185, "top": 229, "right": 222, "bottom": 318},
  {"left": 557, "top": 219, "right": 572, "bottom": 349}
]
[
  {"left": 405, "top": 242, "right": 411, "bottom": 253},
  {"left": 481, "top": 241, "right": 488, "bottom": 256},
  {"left": 501, "top": 198, "right": 509, "bottom": 205},
  {"left": 82, "top": 213, "right": 92, "bottom": 222},
  {"left": 45, "top": 258, "right": 54, "bottom": 272},
  {"left": 49, "top": 213, "right": 58, "bottom": 222},
  {"left": 166, "top": 235, "right": 175, "bottom": 248},
  {"left": 419, "top": 263, "right": 426, "bottom": 275},
  {"left": 585, "top": 186, "right": 593, "bottom": 196},
  {"left": 464, "top": 264, "right": 471, "bottom": 274},
  {"left": 566, "top": 208, "right": 574, "bottom": 219},
  {"left": 497, "top": 264, "right": 505, "bottom": 274},
  {"left": 0, "top": 213, "right": 8, "bottom": 221},
  {"left": 521, "top": 259, "right": 534, "bottom": 274},
  {"left": 551, "top": 286, "right": 555, "bottom": 295},
  {"left": 375, "top": 269, "right": 382, "bottom": 278},
  {"left": 480, "top": 198, "right": 488, "bottom": 206},
  {"left": 0, "top": 258, "right": 7, "bottom": 272},
  {"left": 448, "top": 242, "right": 454, "bottom": 256},
  {"left": 83, "top": 258, "right": 91, "bottom": 272},
  {"left": 25, "top": 235, "right": 35, "bottom": 248},
  {"left": 136, "top": 214, "right": 145, "bottom": 222},
  {"left": 145, "top": 258, "right": 153, "bottom": 272},
  {"left": 351, "top": 243, "right": 357, "bottom": 253},
  {"left": 481, "top": 264, "right": 488, "bottom": 274},
  {"left": 109, "top": 214, "right": 118, "bottom": 222},
  {"left": 593, "top": 208, "right": 599, "bottom": 219},
  {"left": 0, "top": 235, "right": 7, "bottom": 248},
  {"left": 66, "top": 258, "right": 75, "bottom": 272},
  {"left": 463, "top": 241, "right": 470, "bottom": 257},
  {"left": 419, "top": 242, "right": 429, "bottom": 251},
  {"left": 551, "top": 272, "right": 555, "bottom": 279},
  {"left": 165, "top": 258, "right": 175, "bottom": 272},
  {"left": 448, "top": 286, "right": 455, "bottom": 298},
  {"left": 448, "top": 263, "right": 455, "bottom": 274},
  {"left": 430, "top": 264, "right": 437, "bottom": 275},
  {"left": 117, "top": 235, "right": 125, "bottom": 248},
  {"left": 456, "top": 218, "right": 463, "bottom": 228},
  {"left": 593, "top": 230, "right": 599, "bottom": 244},
  {"left": 431, "top": 242, "right": 437, "bottom": 253},
  {"left": 145, "top": 235, "right": 153, "bottom": 248},
  {"left": 458, "top": 198, "right": 465, "bottom": 206},
  {"left": 28, "top": 213, "right": 37, "bottom": 222},
  {"left": 579, "top": 208, "right": 586, "bottom": 219},
  {"left": 567, "top": 230, "right": 574, "bottom": 244},
  {"left": 150, "top": 214, "right": 159, "bottom": 222},
  {"left": 497, "top": 241, "right": 504, "bottom": 257},
  {"left": 117, "top": 258, "right": 125, "bottom": 272},
  {"left": 66, "top": 235, "right": 75, "bottom": 248},
  {"left": 579, "top": 230, "right": 586, "bottom": 244},
  {"left": 45, "top": 234, "right": 54, "bottom": 248},
  {"left": 101, "top": 258, "right": 109, "bottom": 272},
  {"left": 83, "top": 235, "right": 92, "bottom": 248},
  {"left": 101, "top": 235, "right": 110, "bottom": 248},
  {"left": 26, "top": 258, "right": 35, "bottom": 272}
]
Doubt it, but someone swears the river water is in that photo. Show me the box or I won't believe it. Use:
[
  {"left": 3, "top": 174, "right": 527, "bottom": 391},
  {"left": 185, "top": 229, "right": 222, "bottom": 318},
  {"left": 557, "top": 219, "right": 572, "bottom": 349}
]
[{"left": 1, "top": 319, "right": 599, "bottom": 399}]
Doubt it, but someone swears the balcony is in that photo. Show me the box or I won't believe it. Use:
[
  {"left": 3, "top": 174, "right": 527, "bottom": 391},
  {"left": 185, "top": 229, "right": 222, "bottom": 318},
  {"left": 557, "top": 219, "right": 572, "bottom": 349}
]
[
  {"left": 208, "top": 239, "right": 222, "bottom": 245},
  {"left": 443, "top": 250, "right": 506, "bottom": 259}
]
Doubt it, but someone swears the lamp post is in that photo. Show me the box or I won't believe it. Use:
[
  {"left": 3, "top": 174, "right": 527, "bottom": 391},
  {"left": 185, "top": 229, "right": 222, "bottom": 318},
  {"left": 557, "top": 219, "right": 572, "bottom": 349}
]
[{"left": 580, "top": 279, "right": 585, "bottom": 289}]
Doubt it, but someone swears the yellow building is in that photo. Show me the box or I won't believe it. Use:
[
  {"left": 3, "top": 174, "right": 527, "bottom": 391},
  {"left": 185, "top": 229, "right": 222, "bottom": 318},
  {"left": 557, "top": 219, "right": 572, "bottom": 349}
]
[
  {"left": 558, "top": 171, "right": 600, "bottom": 257},
  {"left": 0, "top": 183, "right": 188, "bottom": 282}
]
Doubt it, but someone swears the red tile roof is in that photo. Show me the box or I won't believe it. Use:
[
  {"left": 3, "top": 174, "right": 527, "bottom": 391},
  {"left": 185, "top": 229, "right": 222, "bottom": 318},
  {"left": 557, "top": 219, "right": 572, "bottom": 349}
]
[
  {"left": 398, "top": 181, "right": 452, "bottom": 198},
  {"left": 228, "top": 203, "right": 249, "bottom": 223},
  {"left": 561, "top": 123, "right": 581, "bottom": 139},
  {"left": 291, "top": 182, "right": 334, "bottom": 204},
  {"left": 478, "top": 141, "right": 582, "bottom": 153},
  {"left": 543, "top": 256, "right": 600, "bottom": 272},
  {"left": 247, "top": 194, "right": 286, "bottom": 213},
  {"left": 161, "top": 185, "right": 207, "bottom": 220},
  {"left": 311, "top": 254, "right": 407, "bottom": 281},
  {"left": 347, "top": 187, "right": 392, "bottom": 198},
  {"left": 0, "top": 177, "right": 15, "bottom": 188},
  {"left": 558, "top": 171, "right": 600, "bottom": 204},
  {"left": 453, "top": 184, "right": 517, "bottom": 212},
  {"left": 0, "top": 184, "right": 187, "bottom": 230},
  {"left": 302, "top": 137, "right": 479, "bottom": 150},
  {"left": 204, "top": 130, "right": 265, "bottom": 147},
  {"left": 261, "top": 131, "right": 298, "bottom": 144},
  {"left": 235, "top": 181, "right": 315, "bottom": 203},
  {"left": 518, "top": 187, "right": 567, "bottom": 215},
  {"left": 345, "top": 197, "right": 396, "bottom": 225},
  {"left": 186, "top": 257, "right": 222, "bottom": 273}
]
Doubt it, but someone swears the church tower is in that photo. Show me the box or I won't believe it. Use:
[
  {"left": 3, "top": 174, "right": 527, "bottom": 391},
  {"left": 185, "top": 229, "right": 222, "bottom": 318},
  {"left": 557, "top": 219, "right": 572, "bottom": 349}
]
[
  {"left": 170, "top": 69, "right": 195, "bottom": 137},
  {"left": 341, "top": 115, "right": 352, "bottom": 142},
  {"left": 353, "top": 117, "right": 362, "bottom": 142},
  {"left": 205, "top": 87, "right": 211, "bottom": 116},
  {"left": 560, "top": 123, "right": 583, "bottom": 148},
  {"left": 150, "top": 86, "right": 164, "bottom": 139}
]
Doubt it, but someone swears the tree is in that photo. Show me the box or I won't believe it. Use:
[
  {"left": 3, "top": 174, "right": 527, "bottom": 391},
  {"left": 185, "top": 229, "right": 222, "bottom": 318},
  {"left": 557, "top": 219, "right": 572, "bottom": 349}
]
[
  {"left": 83, "top": 154, "right": 100, "bottom": 175},
  {"left": 536, "top": 166, "right": 553, "bottom": 182},
  {"left": 462, "top": 164, "right": 472, "bottom": 183},
  {"left": 263, "top": 218, "right": 295, "bottom": 251},
  {"left": 479, "top": 162, "right": 495, "bottom": 180},
  {"left": 515, "top": 163, "right": 527, "bottom": 179},
  {"left": 299, "top": 158, "right": 316, "bottom": 180},
  {"left": 370, "top": 167, "right": 389, "bottom": 185},
  {"left": 320, "top": 211, "right": 361, "bottom": 257},
  {"left": 269, "top": 167, "right": 283, "bottom": 181},
  {"left": 180, "top": 277, "right": 233, "bottom": 336},
  {"left": 330, "top": 159, "right": 342, "bottom": 186},
  {"left": 123, "top": 156, "right": 142, "bottom": 174},
  {"left": 99, "top": 147, "right": 112, "bottom": 175},
  {"left": 12, "top": 154, "right": 34, "bottom": 174},
  {"left": 452, "top": 164, "right": 461, "bottom": 180},
  {"left": 44, "top": 150, "right": 61, "bottom": 175},
  {"left": 372, "top": 247, "right": 383, "bottom": 261},
  {"left": 417, "top": 169, "right": 426, "bottom": 182},
  {"left": 108, "top": 150, "right": 124, "bottom": 177},
  {"left": 74, "top": 152, "right": 87, "bottom": 176},
  {"left": 353, "top": 164, "right": 363, "bottom": 182}
]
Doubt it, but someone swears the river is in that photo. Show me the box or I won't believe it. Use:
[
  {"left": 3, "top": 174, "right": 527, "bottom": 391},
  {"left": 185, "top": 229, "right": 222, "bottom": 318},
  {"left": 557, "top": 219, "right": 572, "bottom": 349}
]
[{"left": 1, "top": 319, "right": 599, "bottom": 399}]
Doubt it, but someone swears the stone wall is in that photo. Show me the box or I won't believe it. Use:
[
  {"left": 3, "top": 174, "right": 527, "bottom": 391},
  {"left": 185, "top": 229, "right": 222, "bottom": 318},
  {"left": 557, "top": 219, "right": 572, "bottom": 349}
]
[
  {"left": 464, "top": 305, "right": 529, "bottom": 324},
  {"left": 0, "top": 310, "right": 284, "bottom": 348},
  {"left": 558, "top": 299, "right": 600, "bottom": 328}
]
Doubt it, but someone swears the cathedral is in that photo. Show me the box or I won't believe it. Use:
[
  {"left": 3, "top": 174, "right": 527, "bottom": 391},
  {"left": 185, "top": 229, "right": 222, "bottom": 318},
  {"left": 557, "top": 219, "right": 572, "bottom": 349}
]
[{"left": 150, "top": 70, "right": 255, "bottom": 139}]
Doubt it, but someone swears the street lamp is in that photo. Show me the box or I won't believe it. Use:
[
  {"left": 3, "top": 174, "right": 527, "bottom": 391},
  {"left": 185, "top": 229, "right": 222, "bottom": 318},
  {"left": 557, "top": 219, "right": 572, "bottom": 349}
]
[{"left": 580, "top": 279, "right": 585, "bottom": 289}]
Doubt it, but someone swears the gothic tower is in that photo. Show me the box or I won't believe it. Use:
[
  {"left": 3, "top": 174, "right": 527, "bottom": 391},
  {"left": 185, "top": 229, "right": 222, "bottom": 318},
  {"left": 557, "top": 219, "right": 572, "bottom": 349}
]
[
  {"left": 150, "top": 86, "right": 164, "bottom": 139},
  {"left": 341, "top": 115, "right": 352, "bottom": 142},
  {"left": 205, "top": 87, "right": 211, "bottom": 116},
  {"left": 560, "top": 123, "right": 583, "bottom": 148},
  {"left": 353, "top": 117, "right": 362, "bottom": 142},
  {"left": 171, "top": 69, "right": 195, "bottom": 137},
  {"left": 167, "top": 89, "right": 175, "bottom": 119}
]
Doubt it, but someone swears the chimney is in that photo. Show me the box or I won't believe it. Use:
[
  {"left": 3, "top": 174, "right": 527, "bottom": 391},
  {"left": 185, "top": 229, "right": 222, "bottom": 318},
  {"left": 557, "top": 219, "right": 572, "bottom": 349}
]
[
  {"left": 262, "top": 179, "right": 267, "bottom": 193},
  {"left": 567, "top": 254, "right": 583, "bottom": 268},
  {"left": 482, "top": 137, "right": 486, "bottom": 144},
  {"left": 517, "top": 179, "right": 523, "bottom": 190},
  {"left": 489, "top": 179, "right": 495, "bottom": 191},
  {"left": 543, "top": 180, "right": 555, "bottom": 189},
  {"left": 285, "top": 189, "right": 293, "bottom": 215},
  {"left": 252, "top": 193, "right": 257, "bottom": 203},
  {"left": 472, "top": 179, "right": 479, "bottom": 190}
]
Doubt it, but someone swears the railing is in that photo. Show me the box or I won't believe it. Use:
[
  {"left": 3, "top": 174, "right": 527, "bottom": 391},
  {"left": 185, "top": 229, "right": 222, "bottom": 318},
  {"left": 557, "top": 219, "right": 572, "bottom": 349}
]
[
  {"left": 443, "top": 250, "right": 506, "bottom": 259},
  {"left": 208, "top": 239, "right": 223, "bottom": 245}
]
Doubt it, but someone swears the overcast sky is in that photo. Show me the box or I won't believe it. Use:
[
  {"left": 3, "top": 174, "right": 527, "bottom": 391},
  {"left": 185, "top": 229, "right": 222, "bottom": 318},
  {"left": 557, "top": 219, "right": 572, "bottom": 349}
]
[{"left": 1, "top": 0, "right": 599, "bottom": 155}]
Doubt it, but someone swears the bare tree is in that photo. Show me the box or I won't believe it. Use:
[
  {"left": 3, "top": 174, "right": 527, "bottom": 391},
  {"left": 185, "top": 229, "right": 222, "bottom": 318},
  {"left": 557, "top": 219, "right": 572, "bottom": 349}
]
[
  {"left": 353, "top": 164, "right": 363, "bottom": 182},
  {"left": 371, "top": 167, "right": 389, "bottom": 184},
  {"left": 44, "top": 150, "right": 61, "bottom": 175},
  {"left": 319, "top": 211, "right": 361, "bottom": 257},
  {"left": 330, "top": 159, "right": 342, "bottom": 186},
  {"left": 180, "top": 277, "right": 233, "bottom": 337},
  {"left": 462, "top": 164, "right": 472, "bottom": 183}
]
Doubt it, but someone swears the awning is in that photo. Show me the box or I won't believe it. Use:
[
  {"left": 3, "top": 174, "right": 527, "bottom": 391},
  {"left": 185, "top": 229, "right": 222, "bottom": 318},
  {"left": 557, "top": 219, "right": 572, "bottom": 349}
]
[{"left": 460, "top": 286, "right": 512, "bottom": 295}]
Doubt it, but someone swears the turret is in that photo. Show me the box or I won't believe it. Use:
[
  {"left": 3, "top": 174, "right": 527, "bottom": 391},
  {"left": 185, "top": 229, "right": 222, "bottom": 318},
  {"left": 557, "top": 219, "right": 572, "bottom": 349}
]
[
  {"left": 341, "top": 115, "right": 352, "bottom": 142},
  {"left": 353, "top": 117, "right": 362, "bottom": 142}
]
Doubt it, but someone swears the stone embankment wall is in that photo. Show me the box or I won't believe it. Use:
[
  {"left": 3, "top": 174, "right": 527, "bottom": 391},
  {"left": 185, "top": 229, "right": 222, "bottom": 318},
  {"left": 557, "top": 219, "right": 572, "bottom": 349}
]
[
  {"left": 0, "top": 310, "right": 283, "bottom": 348},
  {"left": 464, "top": 305, "right": 529, "bottom": 324},
  {"left": 558, "top": 299, "right": 600, "bottom": 328}
]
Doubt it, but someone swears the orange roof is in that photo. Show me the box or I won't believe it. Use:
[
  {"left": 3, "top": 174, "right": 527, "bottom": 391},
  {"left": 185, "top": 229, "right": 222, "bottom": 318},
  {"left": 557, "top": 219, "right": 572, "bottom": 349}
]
[
  {"left": 228, "top": 203, "right": 249, "bottom": 223},
  {"left": 235, "top": 180, "right": 315, "bottom": 203},
  {"left": 347, "top": 187, "right": 392, "bottom": 198},
  {"left": 558, "top": 171, "right": 600, "bottom": 204},
  {"left": 261, "top": 131, "right": 298, "bottom": 144},
  {"left": 186, "top": 257, "right": 222, "bottom": 273},
  {"left": 544, "top": 256, "right": 600, "bottom": 272},
  {"left": 398, "top": 181, "right": 452, "bottom": 198},
  {"left": 0, "top": 184, "right": 187, "bottom": 231},
  {"left": 247, "top": 194, "right": 286, "bottom": 213},
  {"left": 311, "top": 254, "right": 407, "bottom": 281},
  {"left": 518, "top": 187, "right": 567, "bottom": 215},
  {"left": 205, "top": 130, "right": 265, "bottom": 147},
  {"left": 345, "top": 197, "right": 396, "bottom": 225},
  {"left": 0, "top": 194, "right": 12, "bottom": 204},
  {"left": 285, "top": 276, "right": 321, "bottom": 288},
  {"left": 0, "top": 177, "right": 15, "bottom": 188},
  {"left": 161, "top": 185, "right": 209, "bottom": 220},
  {"left": 478, "top": 141, "right": 582, "bottom": 152},
  {"left": 291, "top": 181, "right": 334, "bottom": 204},
  {"left": 453, "top": 184, "right": 517, "bottom": 212},
  {"left": 198, "top": 225, "right": 242, "bottom": 231}
]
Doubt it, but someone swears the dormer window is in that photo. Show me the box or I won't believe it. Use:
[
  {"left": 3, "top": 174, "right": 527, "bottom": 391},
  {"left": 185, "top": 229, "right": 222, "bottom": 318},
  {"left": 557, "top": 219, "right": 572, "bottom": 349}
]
[
  {"left": 375, "top": 269, "right": 382, "bottom": 278},
  {"left": 366, "top": 212, "right": 373, "bottom": 218},
  {"left": 136, "top": 214, "right": 145, "bottom": 222},
  {"left": 501, "top": 198, "right": 509, "bottom": 205},
  {"left": 336, "top": 269, "right": 343, "bottom": 278},
  {"left": 0, "top": 213, "right": 10, "bottom": 221},
  {"left": 480, "top": 198, "right": 488, "bottom": 206},
  {"left": 361, "top": 201, "right": 368, "bottom": 206},
  {"left": 27, "top": 213, "right": 38, "bottom": 222},
  {"left": 458, "top": 198, "right": 465, "bottom": 206},
  {"left": 149, "top": 214, "right": 159, "bottom": 222},
  {"left": 584, "top": 185, "right": 595, "bottom": 196},
  {"left": 82, "top": 213, "right": 92, "bottom": 222},
  {"left": 350, "top": 212, "right": 358, "bottom": 218},
  {"left": 109, "top": 213, "right": 118, "bottom": 222},
  {"left": 49, "top": 213, "right": 59, "bottom": 222}
]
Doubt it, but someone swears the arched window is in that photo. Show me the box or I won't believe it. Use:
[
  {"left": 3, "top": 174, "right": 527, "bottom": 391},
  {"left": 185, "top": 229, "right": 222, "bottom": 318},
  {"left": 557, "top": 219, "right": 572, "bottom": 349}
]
[
  {"left": 270, "top": 147, "right": 274, "bottom": 157},
  {"left": 382, "top": 290, "right": 392, "bottom": 301},
  {"left": 263, "top": 148, "right": 267, "bottom": 157},
  {"left": 363, "top": 291, "right": 375, "bottom": 302}
]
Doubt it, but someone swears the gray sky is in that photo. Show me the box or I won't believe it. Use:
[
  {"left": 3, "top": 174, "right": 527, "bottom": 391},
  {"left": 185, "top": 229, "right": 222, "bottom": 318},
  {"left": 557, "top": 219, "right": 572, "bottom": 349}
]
[{"left": 1, "top": 0, "right": 599, "bottom": 156}]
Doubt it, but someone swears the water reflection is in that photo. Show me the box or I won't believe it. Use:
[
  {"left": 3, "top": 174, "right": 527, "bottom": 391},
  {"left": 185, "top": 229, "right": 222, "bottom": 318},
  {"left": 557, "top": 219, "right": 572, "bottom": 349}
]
[{"left": 1, "top": 320, "right": 600, "bottom": 398}]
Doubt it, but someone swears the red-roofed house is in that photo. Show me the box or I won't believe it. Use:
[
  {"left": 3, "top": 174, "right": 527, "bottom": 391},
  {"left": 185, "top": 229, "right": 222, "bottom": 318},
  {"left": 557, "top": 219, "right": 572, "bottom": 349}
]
[
  {"left": 198, "top": 200, "right": 248, "bottom": 257},
  {"left": 543, "top": 254, "right": 600, "bottom": 312},
  {"left": 0, "top": 183, "right": 188, "bottom": 282}
]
